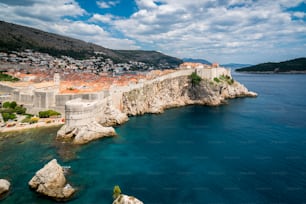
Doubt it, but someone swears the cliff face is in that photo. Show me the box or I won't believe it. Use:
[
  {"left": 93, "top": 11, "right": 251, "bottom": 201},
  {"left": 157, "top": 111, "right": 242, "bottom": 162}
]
[
  {"left": 122, "top": 75, "right": 256, "bottom": 116},
  {"left": 57, "top": 72, "right": 257, "bottom": 145}
]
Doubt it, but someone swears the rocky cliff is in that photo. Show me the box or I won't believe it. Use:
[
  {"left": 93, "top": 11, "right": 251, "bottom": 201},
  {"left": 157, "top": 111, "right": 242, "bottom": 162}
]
[
  {"left": 122, "top": 75, "right": 256, "bottom": 116},
  {"left": 57, "top": 72, "right": 257, "bottom": 145}
]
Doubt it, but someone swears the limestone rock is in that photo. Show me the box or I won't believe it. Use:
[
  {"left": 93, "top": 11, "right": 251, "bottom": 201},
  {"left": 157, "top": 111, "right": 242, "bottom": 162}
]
[
  {"left": 121, "top": 76, "right": 257, "bottom": 116},
  {"left": 57, "top": 121, "right": 116, "bottom": 144},
  {"left": 102, "top": 105, "right": 129, "bottom": 126},
  {"left": 28, "top": 159, "right": 75, "bottom": 200},
  {"left": 0, "top": 179, "right": 10, "bottom": 196},
  {"left": 113, "top": 194, "right": 143, "bottom": 204}
]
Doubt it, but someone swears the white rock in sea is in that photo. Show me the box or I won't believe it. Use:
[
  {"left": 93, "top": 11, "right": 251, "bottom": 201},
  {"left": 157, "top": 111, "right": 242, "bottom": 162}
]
[
  {"left": 113, "top": 194, "right": 143, "bottom": 204},
  {"left": 28, "top": 159, "right": 75, "bottom": 200},
  {"left": 0, "top": 179, "right": 10, "bottom": 196},
  {"left": 57, "top": 121, "right": 116, "bottom": 145}
]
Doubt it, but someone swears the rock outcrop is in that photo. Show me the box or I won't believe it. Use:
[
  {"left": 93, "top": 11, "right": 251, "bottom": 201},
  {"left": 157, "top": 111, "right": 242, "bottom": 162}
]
[
  {"left": 100, "top": 101, "right": 129, "bottom": 126},
  {"left": 57, "top": 121, "right": 116, "bottom": 145},
  {"left": 0, "top": 179, "right": 10, "bottom": 197},
  {"left": 122, "top": 76, "right": 257, "bottom": 116},
  {"left": 57, "top": 70, "right": 257, "bottom": 145},
  {"left": 113, "top": 194, "right": 143, "bottom": 204},
  {"left": 28, "top": 159, "right": 75, "bottom": 200}
]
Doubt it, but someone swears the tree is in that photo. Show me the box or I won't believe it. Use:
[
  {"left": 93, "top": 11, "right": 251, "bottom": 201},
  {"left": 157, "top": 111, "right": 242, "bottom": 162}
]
[
  {"left": 2, "top": 112, "right": 16, "bottom": 121},
  {"left": 113, "top": 185, "right": 121, "bottom": 200},
  {"left": 10, "top": 101, "right": 17, "bottom": 109},
  {"left": 15, "top": 105, "right": 26, "bottom": 114},
  {"left": 2, "top": 101, "right": 11, "bottom": 108},
  {"left": 189, "top": 72, "right": 202, "bottom": 87}
]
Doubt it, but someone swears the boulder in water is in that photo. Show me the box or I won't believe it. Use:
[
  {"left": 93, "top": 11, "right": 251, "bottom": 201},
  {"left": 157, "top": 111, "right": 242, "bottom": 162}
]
[
  {"left": 28, "top": 159, "right": 75, "bottom": 200},
  {"left": 113, "top": 194, "right": 143, "bottom": 204},
  {"left": 0, "top": 179, "right": 10, "bottom": 197}
]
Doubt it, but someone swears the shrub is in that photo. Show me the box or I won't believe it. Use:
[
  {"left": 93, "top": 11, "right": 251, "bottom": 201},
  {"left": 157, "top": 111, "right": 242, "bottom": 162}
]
[
  {"left": 21, "top": 116, "right": 31, "bottom": 123},
  {"left": 113, "top": 185, "right": 121, "bottom": 200},
  {"left": 15, "top": 105, "right": 26, "bottom": 114},
  {"left": 214, "top": 77, "right": 220, "bottom": 83},
  {"left": 2, "top": 101, "right": 11, "bottom": 108},
  {"left": 189, "top": 72, "right": 202, "bottom": 86},
  {"left": 10, "top": 101, "right": 17, "bottom": 109},
  {"left": 2, "top": 112, "right": 17, "bottom": 122},
  {"left": 30, "top": 117, "right": 39, "bottom": 124},
  {"left": 39, "top": 110, "right": 61, "bottom": 118}
]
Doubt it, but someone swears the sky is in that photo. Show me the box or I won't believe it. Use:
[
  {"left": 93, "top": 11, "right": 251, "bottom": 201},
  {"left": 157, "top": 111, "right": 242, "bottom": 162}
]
[{"left": 0, "top": 0, "right": 306, "bottom": 64}]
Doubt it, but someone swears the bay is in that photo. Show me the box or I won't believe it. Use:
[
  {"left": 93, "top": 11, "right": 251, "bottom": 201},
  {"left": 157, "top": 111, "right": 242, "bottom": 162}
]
[{"left": 1, "top": 73, "right": 306, "bottom": 203}]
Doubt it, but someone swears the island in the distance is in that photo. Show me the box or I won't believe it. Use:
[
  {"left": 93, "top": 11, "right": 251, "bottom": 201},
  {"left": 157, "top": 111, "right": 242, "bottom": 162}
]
[{"left": 236, "top": 57, "right": 306, "bottom": 73}]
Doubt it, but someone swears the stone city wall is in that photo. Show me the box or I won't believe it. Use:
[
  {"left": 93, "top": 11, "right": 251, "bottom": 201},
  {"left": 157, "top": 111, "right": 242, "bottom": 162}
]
[
  {"left": 0, "top": 68, "right": 230, "bottom": 116},
  {"left": 64, "top": 98, "right": 106, "bottom": 127}
]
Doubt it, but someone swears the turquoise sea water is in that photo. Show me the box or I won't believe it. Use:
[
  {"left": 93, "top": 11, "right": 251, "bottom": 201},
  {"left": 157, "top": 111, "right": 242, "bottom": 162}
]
[{"left": 1, "top": 73, "right": 306, "bottom": 203}]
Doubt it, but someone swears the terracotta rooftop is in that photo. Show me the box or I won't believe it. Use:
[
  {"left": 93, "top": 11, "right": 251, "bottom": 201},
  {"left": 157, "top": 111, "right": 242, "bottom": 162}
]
[{"left": 3, "top": 69, "right": 177, "bottom": 94}]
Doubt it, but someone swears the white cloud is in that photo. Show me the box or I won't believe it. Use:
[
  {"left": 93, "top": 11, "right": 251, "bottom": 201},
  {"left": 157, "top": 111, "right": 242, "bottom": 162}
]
[
  {"left": 89, "top": 14, "right": 117, "bottom": 24},
  {"left": 293, "top": 12, "right": 306, "bottom": 18},
  {"left": 96, "top": 0, "right": 118, "bottom": 9},
  {"left": 0, "top": 0, "right": 139, "bottom": 50},
  {"left": 1, "top": 0, "right": 306, "bottom": 63},
  {"left": 107, "top": 0, "right": 306, "bottom": 63}
]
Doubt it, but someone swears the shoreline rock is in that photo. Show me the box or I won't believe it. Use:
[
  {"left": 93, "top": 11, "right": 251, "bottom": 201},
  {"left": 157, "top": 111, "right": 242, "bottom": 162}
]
[
  {"left": 122, "top": 76, "right": 257, "bottom": 116},
  {"left": 57, "top": 73, "right": 257, "bottom": 145},
  {"left": 57, "top": 121, "right": 116, "bottom": 145},
  {"left": 113, "top": 194, "right": 143, "bottom": 204},
  {"left": 0, "top": 179, "right": 10, "bottom": 198},
  {"left": 28, "top": 159, "right": 75, "bottom": 200}
]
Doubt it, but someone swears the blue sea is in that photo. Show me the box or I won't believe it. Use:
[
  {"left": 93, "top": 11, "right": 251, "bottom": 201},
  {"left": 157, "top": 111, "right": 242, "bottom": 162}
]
[{"left": 1, "top": 73, "right": 306, "bottom": 203}]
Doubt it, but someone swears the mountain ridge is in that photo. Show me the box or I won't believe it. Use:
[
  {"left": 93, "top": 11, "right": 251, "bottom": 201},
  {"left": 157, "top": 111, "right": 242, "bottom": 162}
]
[{"left": 0, "top": 21, "right": 182, "bottom": 68}]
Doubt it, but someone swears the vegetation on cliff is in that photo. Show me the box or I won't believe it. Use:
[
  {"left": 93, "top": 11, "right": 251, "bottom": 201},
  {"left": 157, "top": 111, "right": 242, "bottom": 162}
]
[
  {"left": 112, "top": 185, "right": 121, "bottom": 200},
  {"left": 189, "top": 72, "right": 202, "bottom": 87},
  {"left": 236, "top": 58, "right": 306, "bottom": 72},
  {"left": 213, "top": 75, "right": 234, "bottom": 85}
]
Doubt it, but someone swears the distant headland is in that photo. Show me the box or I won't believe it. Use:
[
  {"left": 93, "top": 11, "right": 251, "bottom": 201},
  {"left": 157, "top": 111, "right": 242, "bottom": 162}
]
[{"left": 236, "top": 58, "right": 306, "bottom": 73}]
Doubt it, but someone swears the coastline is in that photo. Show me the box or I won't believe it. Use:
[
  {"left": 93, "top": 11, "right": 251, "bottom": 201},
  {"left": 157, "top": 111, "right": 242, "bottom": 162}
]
[
  {"left": 0, "top": 119, "right": 64, "bottom": 133},
  {"left": 235, "top": 70, "right": 306, "bottom": 74}
]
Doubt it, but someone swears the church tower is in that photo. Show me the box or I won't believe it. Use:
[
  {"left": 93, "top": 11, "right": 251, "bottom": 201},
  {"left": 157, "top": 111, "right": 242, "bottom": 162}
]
[{"left": 54, "top": 73, "right": 60, "bottom": 86}]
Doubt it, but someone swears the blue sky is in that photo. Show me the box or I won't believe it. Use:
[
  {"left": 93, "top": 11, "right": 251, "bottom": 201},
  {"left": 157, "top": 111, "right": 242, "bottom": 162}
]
[{"left": 0, "top": 0, "right": 306, "bottom": 64}]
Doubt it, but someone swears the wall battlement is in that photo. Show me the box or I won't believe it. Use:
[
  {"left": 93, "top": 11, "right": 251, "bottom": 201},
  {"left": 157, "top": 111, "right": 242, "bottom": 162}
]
[{"left": 0, "top": 67, "right": 231, "bottom": 116}]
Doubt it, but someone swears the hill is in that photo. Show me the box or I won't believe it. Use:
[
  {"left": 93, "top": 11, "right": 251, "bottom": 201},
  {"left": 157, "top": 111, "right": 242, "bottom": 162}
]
[
  {"left": 236, "top": 58, "right": 306, "bottom": 73},
  {"left": 183, "top": 58, "right": 211, "bottom": 65},
  {"left": 0, "top": 21, "right": 182, "bottom": 68}
]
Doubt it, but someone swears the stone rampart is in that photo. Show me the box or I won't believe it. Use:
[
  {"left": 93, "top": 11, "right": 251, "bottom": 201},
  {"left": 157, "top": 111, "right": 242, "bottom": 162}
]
[{"left": 65, "top": 98, "right": 104, "bottom": 127}]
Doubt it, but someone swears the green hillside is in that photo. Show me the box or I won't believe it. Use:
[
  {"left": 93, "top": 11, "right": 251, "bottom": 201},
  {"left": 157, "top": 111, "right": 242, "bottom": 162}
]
[
  {"left": 0, "top": 21, "right": 182, "bottom": 68},
  {"left": 236, "top": 58, "right": 306, "bottom": 73}
]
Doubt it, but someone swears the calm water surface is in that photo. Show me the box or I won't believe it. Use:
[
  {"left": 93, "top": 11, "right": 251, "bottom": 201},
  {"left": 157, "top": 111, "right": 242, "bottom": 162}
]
[{"left": 1, "top": 73, "right": 306, "bottom": 203}]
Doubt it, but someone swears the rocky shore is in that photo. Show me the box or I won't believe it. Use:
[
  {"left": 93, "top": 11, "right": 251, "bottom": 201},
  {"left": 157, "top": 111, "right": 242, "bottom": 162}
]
[
  {"left": 57, "top": 121, "right": 117, "bottom": 144},
  {"left": 56, "top": 72, "right": 257, "bottom": 144},
  {"left": 122, "top": 76, "right": 257, "bottom": 116}
]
